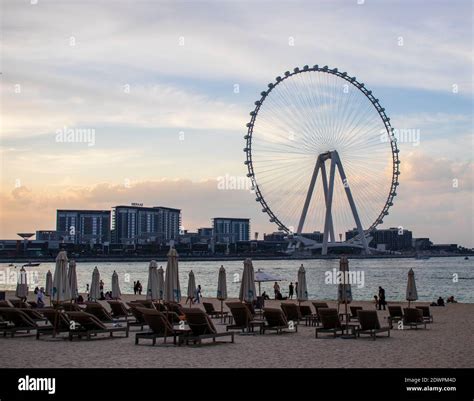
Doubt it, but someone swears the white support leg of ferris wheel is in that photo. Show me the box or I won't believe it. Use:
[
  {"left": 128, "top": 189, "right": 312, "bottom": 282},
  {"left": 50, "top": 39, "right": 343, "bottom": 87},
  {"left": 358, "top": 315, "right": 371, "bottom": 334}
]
[
  {"left": 320, "top": 162, "right": 335, "bottom": 242},
  {"left": 297, "top": 157, "right": 321, "bottom": 235},
  {"left": 298, "top": 150, "right": 369, "bottom": 256},
  {"left": 321, "top": 157, "right": 337, "bottom": 255},
  {"left": 332, "top": 151, "right": 370, "bottom": 255}
]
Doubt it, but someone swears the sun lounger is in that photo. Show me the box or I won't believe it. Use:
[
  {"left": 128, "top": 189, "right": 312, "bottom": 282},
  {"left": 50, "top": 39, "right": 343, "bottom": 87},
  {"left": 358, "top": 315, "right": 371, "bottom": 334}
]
[
  {"left": 388, "top": 305, "right": 404, "bottom": 328},
  {"left": 180, "top": 308, "right": 234, "bottom": 346},
  {"left": 349, "top": 306, "right": 363, "bottom": 321},
  {"left": 165, "top": 302, "right": 186, "bottom": 320},
  {"left": 355, "top": 310, "right": 390, "bottom": 340},
  {"left": 18, "top": 308, "right": 48, "bottom": 323},
  {"left": 225, "top": 302, "right": 263, "bottom": 333},
  {"left": 135, "top": 307, "right": 189, "bottom": 346},
  {"left": 27, "top": 301, "right": 38, "bottom": 308},
  {"left": 403, "top": 308, "right": 427, "bottom": 329},
  {"left": 107, "top": 300, "right": 132, "bottom": 319},
  {"left": 84, "top": 302, "right": 115, "bottom": 322},
  {"left": 152, "top": 302, "right": 166, "bottom": 312},
  {"left": 415, "top": 306, "right": 433, "bottom": 323},
  {"left": 129, "top": 300, "right": 155, "bottom": 309},
  {"left": 9, "top": 299, "right": 29, "bottom": 308},
  {"left": 315, "top": 308, "right": 353, "bottom": 338},
  {"left": 262, "top": 308, "right": 297, "bottom": 334},
  {"left": 0, "top": 300, "right": 13, "bottom": 307},
  {"left": 36, "top": 308, "right": 72, "bottom": 339},
  {"left": 311, "top": 302, "right": 329, "bottom": 326},
  {"left": 0, "top": 307, "right": 42, "bottom": 337},
  {"left": 66, "top": 311, "right": 129, "bottom": 340},
  {"left": 60, "top": 303, "right": 84, "bottom": 312},
  {"left": 203, "top": 302, "right": 229, "bottom": 320},
  {"left": 280, "top": 303, "right": 302, "bottom": 323}
]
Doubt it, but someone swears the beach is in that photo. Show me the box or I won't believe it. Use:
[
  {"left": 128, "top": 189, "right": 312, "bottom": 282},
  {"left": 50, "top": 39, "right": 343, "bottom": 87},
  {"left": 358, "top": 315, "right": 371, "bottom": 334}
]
[{"left": 1, "top": 292, "right": 472, "bottom": 369}]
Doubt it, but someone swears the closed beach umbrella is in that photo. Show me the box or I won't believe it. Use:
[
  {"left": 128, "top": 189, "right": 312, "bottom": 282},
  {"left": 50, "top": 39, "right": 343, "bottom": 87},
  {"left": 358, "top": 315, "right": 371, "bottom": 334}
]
[
  {"left": 296, "top": 264, "right": 308, "bottom": 303},
  {"left": 217, "top": 265, "right": 227, "bottom": 321},
  {"left": 53, "top": 250, "right": 71, "bottom": 302},
  {"left": 68, "top": 260, "right": 78, "bottom": 301},
  {"left": 337, "top": 256, "right": 352, "bottom": 331},
  {"left": 89, "top": 266, "right": 100, "bottom": 301},
  {"left": 337, "top": 256, "right": 352, "bottom": 304},
  {"left": 146, "top": 260, "right": 159, "bottom": 300},
  {"left": 164, "top": 248, "right": 181, "bottom": 302},
  {"left": 15, "top": 266, "right": 28, "bottom": 299},
  {"left": 186, "top": 270, "right": 196, "bottom": 306},
  {"left": 406, "top": 268, "right": 418, "bottom": 307},
  {"left": 239, "top": 258, "right": 256, "bottom": 303},
  {"left": 45, "top": 270, "right": 53, "bottom": 297},
  {"left": 157, "top": 266, "right": 165, "bottom": 301},
  {"left": 111, "top": 270, "right": 121, "bottom": 299}
]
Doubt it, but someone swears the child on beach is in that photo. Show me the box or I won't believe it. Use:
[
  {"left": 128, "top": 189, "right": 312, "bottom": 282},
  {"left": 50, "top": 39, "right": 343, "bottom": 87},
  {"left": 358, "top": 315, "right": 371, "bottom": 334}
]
[{"left": 373, "top": 295, "right": 378, "bottom": 308}]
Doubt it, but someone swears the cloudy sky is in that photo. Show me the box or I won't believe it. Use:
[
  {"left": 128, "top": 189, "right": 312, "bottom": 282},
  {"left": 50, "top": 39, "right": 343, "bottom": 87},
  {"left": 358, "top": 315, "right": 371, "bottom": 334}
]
[{"left": 0, "top": 0, "right": 472, "bottom": 246}]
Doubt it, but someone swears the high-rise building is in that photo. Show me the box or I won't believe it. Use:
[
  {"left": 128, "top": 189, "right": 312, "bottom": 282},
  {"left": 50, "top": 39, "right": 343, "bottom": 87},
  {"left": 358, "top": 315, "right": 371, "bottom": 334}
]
[
  {"left": 56, "top": 210, "right": 111, "bottom": 244},
  {"left": 345, "top": 227, "right": 413, "bottom": 251},
  {"left": 112, "top": 205, "right": 181, "bottom": 245},
  {"left": 212, "top": 218, "right": 250, "bottom": 243}
]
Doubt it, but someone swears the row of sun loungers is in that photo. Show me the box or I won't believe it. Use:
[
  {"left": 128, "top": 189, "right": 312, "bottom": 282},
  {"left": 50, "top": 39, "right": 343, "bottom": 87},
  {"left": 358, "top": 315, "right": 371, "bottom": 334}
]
[{"left": 0, "top": 298, "right": 433, "bottom": 346}]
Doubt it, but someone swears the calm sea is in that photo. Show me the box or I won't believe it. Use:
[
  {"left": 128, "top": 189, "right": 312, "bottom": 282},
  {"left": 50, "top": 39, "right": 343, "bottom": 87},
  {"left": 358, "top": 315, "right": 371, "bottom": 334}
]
[{"left": 1, "top": 257, "right": 473, "bottom": 303}]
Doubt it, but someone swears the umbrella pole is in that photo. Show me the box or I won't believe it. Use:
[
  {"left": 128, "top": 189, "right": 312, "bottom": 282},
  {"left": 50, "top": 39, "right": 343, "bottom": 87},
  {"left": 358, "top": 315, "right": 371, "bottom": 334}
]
[{"left": 220, "top": 300, "right": 223, "bottom": 324}]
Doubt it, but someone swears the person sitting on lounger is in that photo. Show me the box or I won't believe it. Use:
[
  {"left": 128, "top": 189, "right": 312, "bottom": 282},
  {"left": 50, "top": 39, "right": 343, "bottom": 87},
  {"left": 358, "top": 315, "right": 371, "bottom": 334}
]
[
  {"left": 437, "top": 297, "right": 445, "bottom": 306},
  {"left": 262, "top": 291, "right": 270, "bottom": 300},
  {"left": 447, "top": 296, "right": 457, "bottom": 303}
]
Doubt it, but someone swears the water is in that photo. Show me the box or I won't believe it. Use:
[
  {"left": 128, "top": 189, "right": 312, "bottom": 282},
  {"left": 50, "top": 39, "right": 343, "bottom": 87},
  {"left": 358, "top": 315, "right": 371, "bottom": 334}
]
[{"left": 1, "top": 257, "right": 473, "bottom": 303}]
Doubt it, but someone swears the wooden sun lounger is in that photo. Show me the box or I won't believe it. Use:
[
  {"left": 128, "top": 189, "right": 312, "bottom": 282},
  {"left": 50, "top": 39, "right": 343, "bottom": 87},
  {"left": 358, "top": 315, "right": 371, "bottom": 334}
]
[
  {"left": 135, "top": 307, "right": 189, "bottom": 346},
  {"left": 355, "top": 310, "right": 390, "bottom": 340},
  {"left": 280, "top": 303, "right": 302, "bottom": 323},
  {"left": 310, "top": 302, "right": 329, "bottom": 326},
  {"left": 349, "top": 306, "right": 363, "bottom": 321},
  {"left": 9, "top": 299, "right": 30, "bottom": 308},
  {"left": 403, "top": 308, "right": 428, "bottom": 329},
  {"left": 66, "top": 311, "right": 129, "bottom": 340},
  {"left": 262, "top": 308, "right": 297, "bottom": 335},
  {"left": 225, "top": 302, "right": 263, "bottom": 333},
  {"left": 18, "top": 308, "right": 48, "bottom": 323},
  {"left": 84, "top": 302, "right": 117, "bottom": 322},
  {"left": 36, "top": 308, "right": 72, "bottom": 339},
  {"left": 387, "top": 305, "right": 404, "bottom": 328},
  {"left": 315, "top": 308, "right": 354, "bottom": 338},
  {"left": 107, "top": 300, "right": 132, "bottom": 320},
  {"left": 180, "top": 308, "right": 234, "bottom": 346},
  {"left": 0, "top": 307, "right": 43, "bottom": 337},
  {"left": 415, "top": 306, "right": 433, "bottom": 323},
  {"left": 203, "top": 302, "right": 229, "bottom": 320}
]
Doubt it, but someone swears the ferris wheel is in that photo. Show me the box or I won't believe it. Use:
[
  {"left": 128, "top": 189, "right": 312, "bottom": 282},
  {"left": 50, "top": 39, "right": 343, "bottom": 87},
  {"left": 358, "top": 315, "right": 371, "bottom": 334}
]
[{"left": 244, "top": 65, "right": 400, "bottom": 255}]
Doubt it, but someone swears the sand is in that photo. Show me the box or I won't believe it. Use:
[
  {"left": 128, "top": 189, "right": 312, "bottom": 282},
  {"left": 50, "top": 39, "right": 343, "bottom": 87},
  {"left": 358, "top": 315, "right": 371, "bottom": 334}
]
[{"left": 1, "top": 292, "right": 472, "bottom": 368}]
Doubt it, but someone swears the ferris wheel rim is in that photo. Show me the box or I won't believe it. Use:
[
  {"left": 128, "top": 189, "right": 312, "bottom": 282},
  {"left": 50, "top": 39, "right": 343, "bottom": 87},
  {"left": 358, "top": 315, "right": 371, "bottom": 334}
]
[{"left": 244, "top": 64, "right": 400, "bottom": 235}]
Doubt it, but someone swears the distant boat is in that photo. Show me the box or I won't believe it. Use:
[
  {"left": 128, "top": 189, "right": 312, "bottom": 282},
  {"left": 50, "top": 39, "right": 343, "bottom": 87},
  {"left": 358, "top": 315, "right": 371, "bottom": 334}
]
[
  {"left": 22, "top": 262, "right": 40, "bottom": 267},
  {"left": 465, "top": 256, "right": 469, "bottom": 260}
]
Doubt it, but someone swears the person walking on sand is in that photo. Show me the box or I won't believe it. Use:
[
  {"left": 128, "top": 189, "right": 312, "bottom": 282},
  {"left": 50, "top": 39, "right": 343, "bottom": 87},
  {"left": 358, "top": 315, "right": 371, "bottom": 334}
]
[
  {"left": 133, "top": 281, "right": 137, "bottom": 295},
  {"left": 289, "top": 282, "right": 294, "bottom": 299},
  {"left": 273, "top": 282, "right": 280, "bottom": 299},
  {"left": 378, "top": 286, "right": 386, "bottom": 310},
  {"left": 136, "top": 280, "right": 143, "bottom": 295}
]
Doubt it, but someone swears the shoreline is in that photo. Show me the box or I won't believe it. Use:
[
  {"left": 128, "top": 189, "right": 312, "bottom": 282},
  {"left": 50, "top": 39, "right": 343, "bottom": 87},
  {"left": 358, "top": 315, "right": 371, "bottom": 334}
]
[{"left": 1, "top": 253, "right": 472, "bottom": 264}]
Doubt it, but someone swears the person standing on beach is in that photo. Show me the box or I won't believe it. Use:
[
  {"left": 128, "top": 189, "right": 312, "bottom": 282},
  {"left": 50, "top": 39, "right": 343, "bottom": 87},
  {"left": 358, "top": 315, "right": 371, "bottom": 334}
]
[
  {"left": 289, "top": 282, "right": 294, "bottom": 299},
  {"left": 137, "top": 281, "right": 143, "bottom": 295},
  {"left": 195, "top": 285, "right": 202, "bottom": 304},
  {"left": 273, "top": 282, "right": 280, "bottom": 299},
  {"left": 99, "top": 279, "right": 104, "bottom": 292},
  {"left": 133, "top": 281, "right": 137, "bottom": 295},
  {"left": 295, "top": 282, "right": 298, "bottom": 295},
  {"left": 378, "top": 286, "right": 386, "bottom": 310}
]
